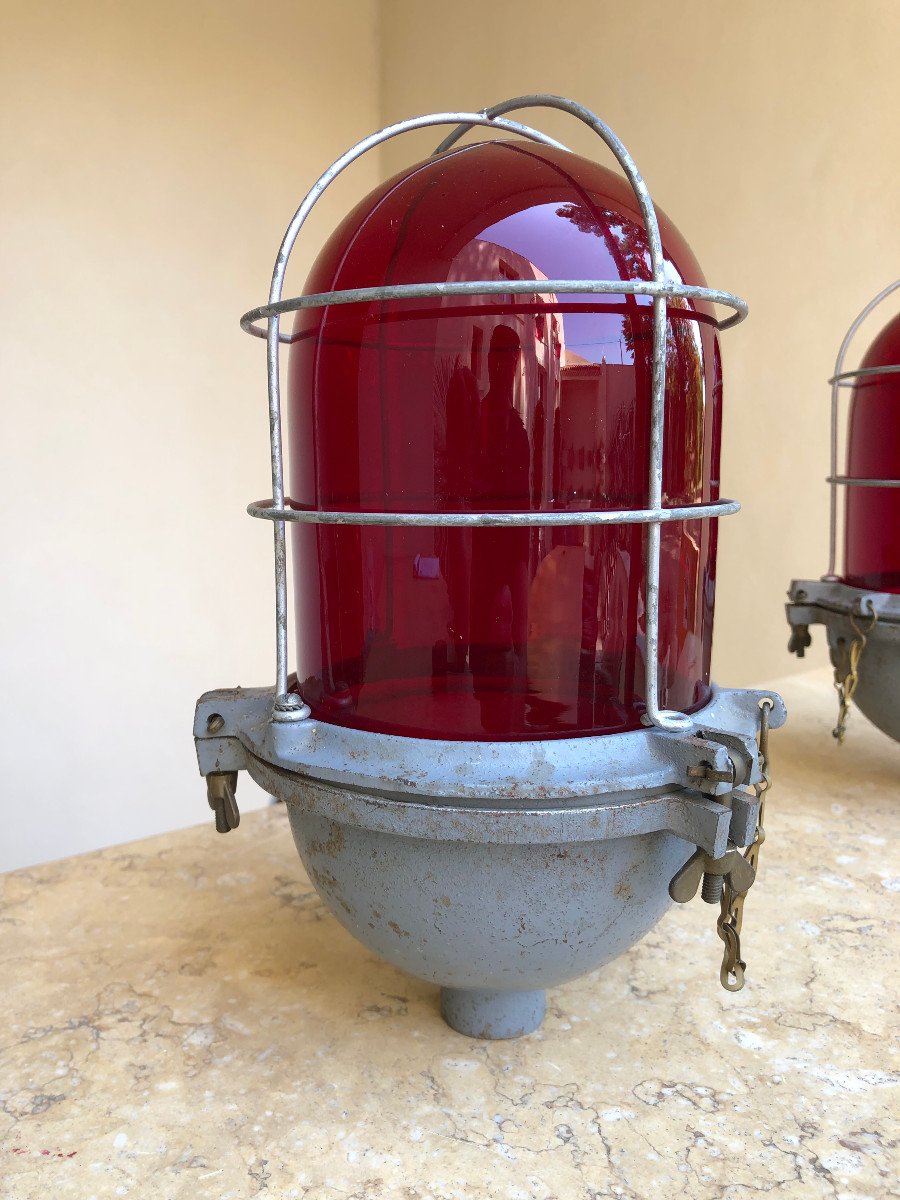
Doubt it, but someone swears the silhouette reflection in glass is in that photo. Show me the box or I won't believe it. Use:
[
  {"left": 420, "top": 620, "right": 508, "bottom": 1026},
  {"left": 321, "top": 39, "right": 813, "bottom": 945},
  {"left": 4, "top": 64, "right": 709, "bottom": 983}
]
[{"left": 464, "top": 325, "right": 531, "bottom": 732}]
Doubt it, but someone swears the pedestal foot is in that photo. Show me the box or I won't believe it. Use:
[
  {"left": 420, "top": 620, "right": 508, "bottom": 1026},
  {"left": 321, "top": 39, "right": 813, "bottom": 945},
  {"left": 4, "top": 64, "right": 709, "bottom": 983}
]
[{"left": 440, "top": 987, "right": 546, "bottom": 1039}]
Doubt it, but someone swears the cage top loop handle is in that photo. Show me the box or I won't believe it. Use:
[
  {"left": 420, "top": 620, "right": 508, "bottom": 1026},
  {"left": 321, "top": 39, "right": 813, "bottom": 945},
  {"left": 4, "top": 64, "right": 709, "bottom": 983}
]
[
  {"left": 825, "top": 279, "right": 900, "bottom": 580},
  {"left": 429, "top": 94, "right": 665, "bottom": 279},
  {"left": 261, "top": 95, "right": 731, "bottom": 733}
]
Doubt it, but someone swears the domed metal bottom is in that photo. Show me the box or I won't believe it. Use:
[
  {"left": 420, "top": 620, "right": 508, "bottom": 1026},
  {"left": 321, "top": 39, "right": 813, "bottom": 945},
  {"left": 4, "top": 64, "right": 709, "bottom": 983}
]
[{"left": 287, "top": 807, "right": 687, "bottom": 1013}]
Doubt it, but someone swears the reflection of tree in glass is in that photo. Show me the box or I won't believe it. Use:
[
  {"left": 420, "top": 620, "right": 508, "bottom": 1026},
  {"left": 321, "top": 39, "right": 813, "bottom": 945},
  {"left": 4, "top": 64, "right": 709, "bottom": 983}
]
[
  {"left": 556, "top": 200, "right": 709, "bottom": 709},
  {"left": 556, "top": 203, "right": 653, "bottom": 281},
  {"left": 663, "top": 298, "right": 705, "bottom": 500},
  {"left": 557, "top": 203, "right": 705, "bottom": 504}
]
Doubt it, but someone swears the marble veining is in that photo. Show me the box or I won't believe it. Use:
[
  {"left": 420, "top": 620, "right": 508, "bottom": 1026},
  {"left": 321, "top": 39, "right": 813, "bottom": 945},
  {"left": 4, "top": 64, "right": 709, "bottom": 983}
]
[{"left": 1, "top": 669, "right": 898, "bottom": 1199}]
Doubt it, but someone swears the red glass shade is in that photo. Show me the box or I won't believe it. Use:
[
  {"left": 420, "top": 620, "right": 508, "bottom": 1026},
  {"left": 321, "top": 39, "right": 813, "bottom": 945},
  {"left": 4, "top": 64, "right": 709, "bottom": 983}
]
[
  {"left": 287, "top": 141, "right": 722, "bottom": 740},
  {"left": 843, "top": 311, "right": 900, "bottom": 594}
]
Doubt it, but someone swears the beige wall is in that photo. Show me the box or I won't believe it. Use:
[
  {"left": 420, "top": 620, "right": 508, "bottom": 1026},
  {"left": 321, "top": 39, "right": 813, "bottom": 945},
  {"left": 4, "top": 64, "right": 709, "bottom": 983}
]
[
  {"left": 379, "top": 0, "right": 900, "bottom": 686},
  {"left": 3, "top": 1, "right": 898, "bottom": 870},
  {"left": 1, "top": 0, "right": 381, "bottom": 869}
]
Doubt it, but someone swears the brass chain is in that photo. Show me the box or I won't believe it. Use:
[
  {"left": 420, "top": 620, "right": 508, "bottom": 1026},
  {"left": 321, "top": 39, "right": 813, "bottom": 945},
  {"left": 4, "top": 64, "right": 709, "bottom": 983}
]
[
  {"left": 716, "top": 697, "right": 773, "bottom": 992},
  {"left": 832, "top": 602, "right": 878, "bottom": 743}
]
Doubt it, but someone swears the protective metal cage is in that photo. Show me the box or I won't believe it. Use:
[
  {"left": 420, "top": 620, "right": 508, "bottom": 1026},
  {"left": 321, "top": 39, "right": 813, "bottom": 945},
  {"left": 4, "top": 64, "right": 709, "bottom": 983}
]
[
  {"left": 825, "top": 278, "right": 900, "bottom": 580},
  {"left": 240, "top": 94, "right": 749, "bottom": 733}
]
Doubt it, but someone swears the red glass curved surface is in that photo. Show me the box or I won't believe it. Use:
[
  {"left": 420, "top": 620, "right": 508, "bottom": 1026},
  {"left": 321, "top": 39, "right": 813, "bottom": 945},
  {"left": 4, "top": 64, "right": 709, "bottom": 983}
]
[
  {"left": 844, "top": 311, "right": 900, "bottom": 593},
  {"left": 287, "top": 141, "right": 722, "bottom": 739}
]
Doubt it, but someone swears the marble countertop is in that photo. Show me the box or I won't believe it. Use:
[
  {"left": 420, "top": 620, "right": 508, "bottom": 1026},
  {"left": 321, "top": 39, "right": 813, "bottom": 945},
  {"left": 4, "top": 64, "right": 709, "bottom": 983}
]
[{"left": 2, "top": 669, "right": 898, "bottom": 1199}]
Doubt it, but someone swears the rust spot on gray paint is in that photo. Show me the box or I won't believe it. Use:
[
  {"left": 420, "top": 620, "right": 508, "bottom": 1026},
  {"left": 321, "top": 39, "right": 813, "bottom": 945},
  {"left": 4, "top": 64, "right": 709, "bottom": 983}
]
[
  {"left": 307, "top": 821, "right": 345, "bottom": 857},
  {"left": 307, "top": 864, "right": 340, "bottom": 896},
  {"left": 615, "top": 876, "right": 634, "bottom": 901}
]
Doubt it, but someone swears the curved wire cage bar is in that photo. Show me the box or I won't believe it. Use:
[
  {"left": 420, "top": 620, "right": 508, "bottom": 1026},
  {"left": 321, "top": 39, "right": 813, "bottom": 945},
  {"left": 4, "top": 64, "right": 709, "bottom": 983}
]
[
  {"left": 244, "top": 94, "right": 749, "bottom": 733},
  {"left": 826, "top": 477, "right": 900, "bottom": 489},
  {"left": 241, "top": 279, "right": 747, "bottom": 339},
  {"left": 829, "top": 364, "right": 900, "bottom": 386},
  {"left": 248, "top": 498, "right": 742, "bottom": 527},
  {"left": 826, "top": 279, "right": 900, "bottom": 579}
]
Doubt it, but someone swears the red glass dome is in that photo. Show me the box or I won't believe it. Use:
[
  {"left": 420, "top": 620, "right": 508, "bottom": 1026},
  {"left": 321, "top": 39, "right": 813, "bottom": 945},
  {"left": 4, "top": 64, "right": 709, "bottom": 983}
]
[
  {"left": 287, "top": 140, "right": 722, "bottom": 740},
  {"left": 843, "top": 311, "right": 900, "bottom": 593}
]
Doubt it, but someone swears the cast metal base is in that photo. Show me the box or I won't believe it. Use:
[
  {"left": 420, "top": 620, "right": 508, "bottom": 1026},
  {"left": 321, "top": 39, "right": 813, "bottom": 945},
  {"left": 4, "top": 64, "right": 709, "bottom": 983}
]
[{"left": 193, "top": 684, "right": 784, "bottom": 1037}]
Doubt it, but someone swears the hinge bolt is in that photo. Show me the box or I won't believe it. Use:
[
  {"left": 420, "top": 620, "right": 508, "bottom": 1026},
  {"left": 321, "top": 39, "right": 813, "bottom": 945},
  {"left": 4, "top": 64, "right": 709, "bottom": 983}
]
[
  {"left": 787, "top": 625, "right": 812, "bottom": 657},
  {"left": 687, "top": 764, "right": 734, "bottom": 786},
  {"left": 701, "top": 872, "right": 724, "bottom": 905}
]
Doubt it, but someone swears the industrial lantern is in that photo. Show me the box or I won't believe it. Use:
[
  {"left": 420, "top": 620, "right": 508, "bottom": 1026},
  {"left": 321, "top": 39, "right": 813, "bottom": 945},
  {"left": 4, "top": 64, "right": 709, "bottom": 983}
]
[
  {"left": 786, "top": 281, "right": 900, "bottom": 743},
  {"left": 194, "top": 96, "right": 784, "bottom": 1039}
]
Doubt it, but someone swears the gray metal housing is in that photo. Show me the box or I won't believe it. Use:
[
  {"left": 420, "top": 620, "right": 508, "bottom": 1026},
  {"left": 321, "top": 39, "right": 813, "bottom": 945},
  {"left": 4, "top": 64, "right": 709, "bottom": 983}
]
[{"left": 194, "top": 686, "right": 784, "bottom": 1037}]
